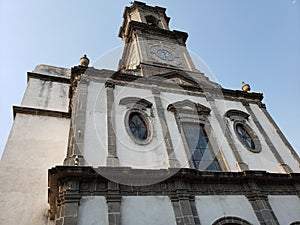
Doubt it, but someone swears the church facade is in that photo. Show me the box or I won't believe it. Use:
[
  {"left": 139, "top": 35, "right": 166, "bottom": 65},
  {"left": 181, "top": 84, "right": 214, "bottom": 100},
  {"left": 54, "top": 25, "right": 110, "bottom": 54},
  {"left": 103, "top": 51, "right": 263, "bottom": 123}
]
[{"left": 1, "top": 2, "right": 300, "bottom": 225}]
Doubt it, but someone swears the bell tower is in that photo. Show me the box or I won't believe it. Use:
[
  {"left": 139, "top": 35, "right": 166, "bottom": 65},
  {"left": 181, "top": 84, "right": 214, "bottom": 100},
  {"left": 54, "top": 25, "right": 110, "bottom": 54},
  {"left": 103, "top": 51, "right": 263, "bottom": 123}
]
[{"left": 118, "top": 1, "right": 198, "bottom": 76}]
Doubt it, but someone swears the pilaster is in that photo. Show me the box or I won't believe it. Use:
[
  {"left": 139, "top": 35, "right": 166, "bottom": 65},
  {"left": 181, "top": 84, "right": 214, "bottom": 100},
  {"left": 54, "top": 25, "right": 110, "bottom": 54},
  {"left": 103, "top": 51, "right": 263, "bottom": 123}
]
[
  {"left": 56, "top": 180, "right": 81, "bottom": 225},
  {"left": 106, "top": 181, "right": 121, "bottom": 225},
  {"left": 105, "top": 80, "right": 119, "bottom": 166},
  {"left": 64, "top": 77, "right": 89, "bottom": 166},
  {"left": 170, "top": 181, "right": 201, "bottom": 225},
  {"left": 245, "top": 179, "right": 279, "bottom": 225},
  {"left": 244, "top": 104, "right": 292, "bottom": 173},
  {"left": 260, "top": 105, "right": 300, "bottom": 166}
]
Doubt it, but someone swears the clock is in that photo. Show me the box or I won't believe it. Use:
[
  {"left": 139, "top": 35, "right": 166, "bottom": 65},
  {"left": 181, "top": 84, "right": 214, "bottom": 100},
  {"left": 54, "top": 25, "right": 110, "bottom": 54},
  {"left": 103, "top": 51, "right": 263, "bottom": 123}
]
[{"left": 156, "top": 49, "right": 173, "bottom": 60}]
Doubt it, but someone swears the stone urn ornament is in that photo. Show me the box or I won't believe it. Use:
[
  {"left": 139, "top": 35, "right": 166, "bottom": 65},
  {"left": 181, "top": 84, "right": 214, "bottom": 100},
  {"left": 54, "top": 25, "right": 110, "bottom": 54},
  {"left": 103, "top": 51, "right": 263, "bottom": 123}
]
[
  {"left": 242, "top": 81, "right": 250, "bottom": 93},
  {"left": 80, "top": 54, "right": 90, "bottom": 67}
]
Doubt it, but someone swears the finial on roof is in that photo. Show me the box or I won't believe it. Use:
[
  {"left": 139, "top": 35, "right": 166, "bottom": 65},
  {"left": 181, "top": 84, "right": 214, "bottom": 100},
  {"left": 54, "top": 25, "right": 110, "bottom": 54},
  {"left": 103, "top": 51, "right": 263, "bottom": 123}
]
[
  {"left": 79, "top": 54, "right": 90, "bottom": 67},
  {"left": 242, "top": 81, "right": 251, "bottom": 93}
]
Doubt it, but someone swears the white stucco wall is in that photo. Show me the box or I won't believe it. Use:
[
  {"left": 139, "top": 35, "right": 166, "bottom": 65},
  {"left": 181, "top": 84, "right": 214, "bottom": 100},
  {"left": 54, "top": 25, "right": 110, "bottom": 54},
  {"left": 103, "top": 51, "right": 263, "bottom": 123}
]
[
  {"left": 114, "top": 86, "right": 169, "bottom": 169},
  {"left": 121, "top": 196, "right": 176, "bottom": 225},
  {"left": 214, "top": 99, "right": 282, "bottom": 173},
  {"left": 268, "top": 195, "right": 300, "bottom": 224},
  {"left": 77, "top": 196, "right": 108, "bottom": 225},
  {"left": 250, "top": 104, "right": 300, "bottom": 172},
  {"left": 195, "top": 195, "right": 260, "bottom": 225},
  {"left": 82, "top": 82, "right": 107, "bottom": 167},
  {"left": 21, "top": 78, "right": 69, "bottom": 112},
  {"left": 80, "top": 78, "right": 297, "bottom": 173},
  {"left": 0, "top": 114, "right": 70, "bottom": 225}
]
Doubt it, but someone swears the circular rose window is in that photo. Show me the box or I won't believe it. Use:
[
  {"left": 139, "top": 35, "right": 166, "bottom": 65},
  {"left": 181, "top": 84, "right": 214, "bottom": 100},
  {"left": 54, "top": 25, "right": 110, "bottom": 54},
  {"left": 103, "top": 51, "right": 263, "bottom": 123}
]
[
  {"left": 236, "top": 123, "right": 255, "bottom": 149},
  {"left": 234, "top": 121, "right": 261, "bottom": 153},
  {"left": 125, "top": 110, "right": 153, "bottom": 145}
]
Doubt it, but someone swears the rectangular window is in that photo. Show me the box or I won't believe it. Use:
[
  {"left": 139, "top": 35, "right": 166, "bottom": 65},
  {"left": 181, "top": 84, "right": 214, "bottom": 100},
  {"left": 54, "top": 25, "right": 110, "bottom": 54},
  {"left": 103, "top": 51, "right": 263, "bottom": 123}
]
[{"left": 182, "top": 123, "right": 221, "bottom": 171}]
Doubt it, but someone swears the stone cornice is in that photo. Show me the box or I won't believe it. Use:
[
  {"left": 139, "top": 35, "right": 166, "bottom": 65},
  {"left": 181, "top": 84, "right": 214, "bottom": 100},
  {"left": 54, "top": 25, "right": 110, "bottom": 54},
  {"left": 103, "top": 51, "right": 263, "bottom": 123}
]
[
  {"left": 48, "top": 166, "right": 300, "bottom": 220},
  {"left": 70, "top": 66, "right": 264, "bottom": 105},
  {"left": 13, "top": 106, "right": 70, "bottom": 119},
  {"left": 48, "top": 166, "right": 300, "bottom": 192},
  {"left": 48, "top": 166, "right": 300, "bottom": 193},
  {"left": 27, "top": 72, "right": 70, "bottom": 84},
  {"left": 121, "top": 20, "right": 188, "bottom": 45}
]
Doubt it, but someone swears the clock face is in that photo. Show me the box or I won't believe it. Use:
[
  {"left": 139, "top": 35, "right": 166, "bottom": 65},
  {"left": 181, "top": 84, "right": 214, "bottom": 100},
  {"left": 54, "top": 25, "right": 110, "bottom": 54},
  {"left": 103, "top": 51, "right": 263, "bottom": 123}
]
[{"left": 156, "top": 49, "right": 173, "bottom": 60}]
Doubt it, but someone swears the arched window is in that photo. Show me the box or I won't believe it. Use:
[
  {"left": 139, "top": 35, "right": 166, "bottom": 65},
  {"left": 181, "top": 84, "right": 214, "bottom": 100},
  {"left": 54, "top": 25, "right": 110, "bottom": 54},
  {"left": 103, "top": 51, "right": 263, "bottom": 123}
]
[
  {"left": 290, "top": 222, "right": 300, "bottom": 225},
  {"left": 145, "top": 15, "right": 159, "bottom": 27},
  {"left": 212, "top": 216, "right": 253, "bottom": 225}
]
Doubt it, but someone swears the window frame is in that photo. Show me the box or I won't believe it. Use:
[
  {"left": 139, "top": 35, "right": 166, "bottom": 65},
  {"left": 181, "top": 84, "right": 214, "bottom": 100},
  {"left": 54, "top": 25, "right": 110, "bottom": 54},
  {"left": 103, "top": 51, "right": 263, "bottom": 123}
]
[
  {"left": 225, "top": 109, "right": 261, "bottom": 153},
  {"left": 168, "top": 99, "right": 227, "bottom": 171},
  {"left": 120, "top": 97, "right": 154, "bottom": 145},
  {"left": 125, "top": 108, "right": 153, "bottom": 145}
]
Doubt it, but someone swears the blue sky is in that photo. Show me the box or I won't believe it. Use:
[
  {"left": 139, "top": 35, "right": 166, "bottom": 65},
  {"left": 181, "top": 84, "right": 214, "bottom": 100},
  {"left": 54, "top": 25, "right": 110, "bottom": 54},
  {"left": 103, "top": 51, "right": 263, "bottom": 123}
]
[{"left": 0, "top": 0, "right": 299, "bottom": 157}]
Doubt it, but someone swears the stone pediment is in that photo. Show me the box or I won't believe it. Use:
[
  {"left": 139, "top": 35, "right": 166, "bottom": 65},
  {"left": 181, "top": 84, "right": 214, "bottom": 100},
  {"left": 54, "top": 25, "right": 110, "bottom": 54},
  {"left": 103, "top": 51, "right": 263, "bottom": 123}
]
[
  {"left": 152, "top": 70, "right": 222, "bottom": 90},
  {"left": 153, "top": 71, "right": 199, "bottom": 87},
  {"left": 167, "top": 99, "right": 211, "bottom": 115}
]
